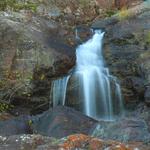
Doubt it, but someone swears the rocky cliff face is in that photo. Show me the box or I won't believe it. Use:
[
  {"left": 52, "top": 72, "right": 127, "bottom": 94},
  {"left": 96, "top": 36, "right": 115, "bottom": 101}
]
[
  {"left": 0, "top": 1, "right": 150, "bottom": 149},
  {"left": 0, "top": 0, "right": 101, "bottom": 115},
  {"left": 0, "top": 11, "right": 76, "bottom": 115},
  {"left": 0, "top": 0, "right": 146, "bottom": 114},
  {"left": 92, "top": 1, "right": 150, "bottom": 108}
]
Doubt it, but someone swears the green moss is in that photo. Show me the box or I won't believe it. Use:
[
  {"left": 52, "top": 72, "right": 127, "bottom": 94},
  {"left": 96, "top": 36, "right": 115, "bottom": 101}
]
[
  {"left": 0, "top": 0, "right": 38, "bottom": 12},
  {"left": 79, "top": 0, "right": 90, "bottom": 7},
  {"left": 13, "top": 3, "right": 37, "bottom": 12},
  {"left": 0, "top": 102, "right": 13, "bottom": 112},
  {"left": 105, "top": 10, "right": 117, "bottom": 17},
  {"left": 0, "top": 79, "right": 7, "bottom": 88},
  {"left": 117, "top": 7, "right": 130, "bottom": 20},
  {"left": 0, "top": 0, "right": 16, "bottom": 11},
  {"left": 145, "top": 31, "right": 150, "bottom": 45},
  {"left": 28, "top": 119, "right": 33, "bottom": 126}
]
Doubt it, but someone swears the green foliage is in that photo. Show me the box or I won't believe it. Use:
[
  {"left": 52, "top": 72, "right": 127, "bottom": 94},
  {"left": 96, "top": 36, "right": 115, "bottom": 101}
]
[
  {"left": 105, "top": 10, "right": 117, "bottom": 17},
  {"left": 0, "top": 79, "right": 7, "bottom": 88},
  {"left": 145, "top": 31, "right": 150, "bottom": 45},
  {"left": 79, "top": 0, "right": 90, "bottom": 7},
  {"left": 14, "top": 2, "right": 37, "bottom": 12},
  {"left": 28, "top": 119, "right": 33, "bottom": 126},
  {"left": 0, "top": 0, "right": 16, "bottom": 11},
  {"left": 117, "top": 7, "right": 130, "bottom": 20},
  {"left": 0, "top": 0, "right": 37, "bottom": 12},
  {"left": 0, "top": 102, "right": 14, "bottom": 112}
]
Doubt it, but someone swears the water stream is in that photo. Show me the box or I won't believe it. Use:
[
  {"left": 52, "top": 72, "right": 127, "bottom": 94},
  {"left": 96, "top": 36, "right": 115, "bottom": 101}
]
[{"left": 50, "top": 30, "right": 124, "bottom": 120}]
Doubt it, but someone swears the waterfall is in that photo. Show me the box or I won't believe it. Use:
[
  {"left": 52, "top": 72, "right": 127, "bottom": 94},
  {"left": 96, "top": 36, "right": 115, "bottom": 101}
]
[
  {"left": 50, "top": 30, "right": 124, "bottom": 120},
  {"left": 51, "top": 76, "right": 70, "bottom": 106}
]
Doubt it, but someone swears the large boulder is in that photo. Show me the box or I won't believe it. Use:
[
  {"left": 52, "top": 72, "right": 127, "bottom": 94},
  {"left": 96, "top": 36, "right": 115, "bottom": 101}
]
[
  {"left": 32, "top": 106, "right": 98, "bottom": 138},
  {"left": 0, "top": 106, "right": 97, "bottom": 138},
  {"left": 0, "top": 115, "right": 32, "bottom": 136},
  {"left": 91, "top": 102, "right": 150, "bottom": 143},
  {"left": 92, "top": 119, "right": 150, "bottom": 142}
]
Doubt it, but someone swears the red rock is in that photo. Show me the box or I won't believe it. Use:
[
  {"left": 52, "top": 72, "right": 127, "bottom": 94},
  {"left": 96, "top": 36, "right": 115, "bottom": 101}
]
[{"left": 59, "top": 134, "right": 146, "bottom": 150}]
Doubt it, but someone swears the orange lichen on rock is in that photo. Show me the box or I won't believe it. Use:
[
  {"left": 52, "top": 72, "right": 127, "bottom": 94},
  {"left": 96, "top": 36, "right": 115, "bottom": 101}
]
[
  {"left": 61, "top": 134, "right": 90, "bottom": 149},
  {"left": 59, "top": 134, "right": 143, "bottom": 150},
  {"left": 60, "top": 134, "right": 126, "bottom": 150},
  {"left": 88, "top": 138, "right": 104, "bottom": 150}
]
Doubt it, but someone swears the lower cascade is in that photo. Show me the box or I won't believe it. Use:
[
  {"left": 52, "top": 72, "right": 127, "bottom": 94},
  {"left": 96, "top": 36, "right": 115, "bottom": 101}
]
[{"left": 50, "top": 30, "right": 124, "bottom": 120}]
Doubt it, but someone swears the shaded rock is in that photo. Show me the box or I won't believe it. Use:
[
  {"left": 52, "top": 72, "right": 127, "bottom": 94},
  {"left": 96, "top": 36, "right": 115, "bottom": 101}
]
[
  {"left": 92, "top": 2, "right": 150, "bottom": 106},
  {"left": 32, "top": 106, "right": 98, "bottom": 138},
  {"left": 145, "top": 86, "right": 150, "bottom": 106},
  {"left": 75, "top": 26, "right": 93, "bottom": 43},
  {"left": 65, "top": 74, "right": 85, "bottom": 112},
  {"left": 92, "top": 16, "right": 119, "bottom": 30},
  {"left": 125, "top": 77, "right": 145, "bottom": 100},
  {"left": 127, "top": 77, "right": 145, "bottom": 95},
  {"left": 92, "top": 118, "right": 150, "bottom": 142},
  {"left": 0, "top": 115, "right": 32, "bottom": 136},
  {"left": 0, "top": 11, "right": 76, "bottom": 114},
  {"left": 127, "top": 103, "right": 150, "bottom": 133},
  {"left": 0, "top": 106, "right": 97, "bottom": 138}
]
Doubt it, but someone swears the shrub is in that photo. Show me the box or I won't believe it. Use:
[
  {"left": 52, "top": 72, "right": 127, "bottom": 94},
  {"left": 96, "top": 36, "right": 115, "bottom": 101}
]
[
  {"left": 0, "top": 0, "right": 16, "bottom": 11},
  {"left": 145, "top": 31, "right": 150, "bottom": 44},
  {"left": 0, "top": 0, "right": 37, "bottom": 12},
  {"left": 117, "top": 7, "right": 130, "bottom": 20},
  {"left": 0, "top": 102, "right": 13, "bottom": 112}
]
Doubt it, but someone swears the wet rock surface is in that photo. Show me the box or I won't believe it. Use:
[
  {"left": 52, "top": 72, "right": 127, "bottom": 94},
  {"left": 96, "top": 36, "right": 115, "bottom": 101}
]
[
  {"left": 93, "top": 119, "right": 150, "bottom": 142},
  {"left": 92, "top": 102, "right": 150, "bottom": 143},
  {"left": 32, "top": 106, "right": 98, "bottom": 138},
  {"left": 92, "top": 1, "right": 150, "bottom": 107}
]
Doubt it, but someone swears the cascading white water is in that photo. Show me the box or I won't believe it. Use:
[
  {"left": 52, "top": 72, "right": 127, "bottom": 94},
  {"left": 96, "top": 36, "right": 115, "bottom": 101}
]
[
  {"left": 51, "top": 76, "right": 70, "bottom": 106},
  {"left": 51, "top": 30, "right": 124, "bottom": 120}
]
